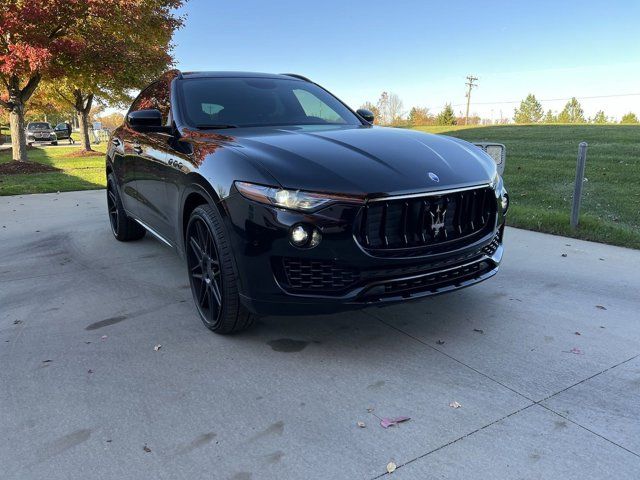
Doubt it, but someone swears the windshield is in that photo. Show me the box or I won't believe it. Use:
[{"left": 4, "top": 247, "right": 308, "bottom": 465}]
[
  {"left": 27, "top": 123, "right": 51, "bottom": 130},
  {"left": 178, "top": 77, "right": 362, "bottom": 128}
]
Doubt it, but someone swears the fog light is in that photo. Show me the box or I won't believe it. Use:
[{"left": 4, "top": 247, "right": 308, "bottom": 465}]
[
  {"left": 290, "top": 225, "right": 309, "bottom": 246},
  {"left": 501, "top": 193, "right": 509, "bottom": 212},
  {"left": 289, "top": 224, "right": 322, "bottom": 248},
  {"left": 310, "top": 228, "right": 322, "bottom": 248}
]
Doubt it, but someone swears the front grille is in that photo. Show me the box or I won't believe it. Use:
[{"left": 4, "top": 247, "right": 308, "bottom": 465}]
[
  {"left": 355, "top": 186, "right": 497, "bottom": 257},
  {"left": 281, "top": 257, "right": 360, "bottom": 292}
]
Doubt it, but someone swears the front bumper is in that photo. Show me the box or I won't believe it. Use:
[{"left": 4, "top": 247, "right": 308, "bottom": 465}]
[
  {"left": 27, "top": 133, "right": 57, "bottom": 143},
  {"left": 223, "top": 190, "right": 506, "bottom": 316}
]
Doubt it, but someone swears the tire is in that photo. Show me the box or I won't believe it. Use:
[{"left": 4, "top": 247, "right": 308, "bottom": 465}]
[
  {"left": 186, "top": 204, "right": 255, "bottom": 334},
  {"left": 106, "top": 173, "right": 146, "bottom": 241}
]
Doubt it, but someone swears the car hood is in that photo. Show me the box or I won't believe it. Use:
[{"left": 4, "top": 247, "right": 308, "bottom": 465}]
[{"left": 222, "top": 125, "right": 497, "bottom": 197}]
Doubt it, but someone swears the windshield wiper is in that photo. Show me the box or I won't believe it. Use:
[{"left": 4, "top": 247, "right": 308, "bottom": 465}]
[{"left": 195, "top": 124, "right": 238, "bottom": 130}]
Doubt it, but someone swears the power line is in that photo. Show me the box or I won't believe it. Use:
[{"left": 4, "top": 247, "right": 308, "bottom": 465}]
[
  {"left": 464, "top": 75, "right": 478, "bottom": 125},
  {"left": 452, "top": 92, "right": 640, "bottom": 108}
]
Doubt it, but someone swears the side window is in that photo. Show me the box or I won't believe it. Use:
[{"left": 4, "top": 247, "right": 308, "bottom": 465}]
[
  {"left": 129, "top": 71, "right": 177, "bottom": 126},
  {"left": 293, "top": 88, "right": 345, "bottom": 124}
]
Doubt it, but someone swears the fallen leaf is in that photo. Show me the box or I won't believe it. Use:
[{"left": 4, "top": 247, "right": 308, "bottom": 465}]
[
  {"left": 87, "top": 369, "right": 94, "bottom": 374},
  {"left": 564, "top": 347, "right": 584, "bottom": 355},
  {"left": 436, "top": 339, "right": 445, "bottom": 345},
  {"left": 42, "top": 359, "right": 52, "bottom": 363},
  {"left": 153, "top": 344, "right": 162, "bottom": 352},
  {"left": 386, "top": 462, "right": 397, "bottom": 473},
  {"left": 599, "top": 258, "right": 605, "bottom": 261},
  {"left": 13, "top": 320, "right": 22, "bottom": 325},
  {"left": 101, "top": 335, "right": 108, "bottom": 341},
  {"left": 143, "top": 445, "right": 151, "bottom": 453},
  {"left": 574, "top": 331, "right": 581, "bottom": 336},
  {"left": 366, "top": 407, "right": 374, "bottom": 413},
  {"left": 449, "top": 401, "right": 462, "bottom": 409},
  {"left": 473, "top": 328, "right": 484, "bottom": 334},
  {"left": 380, "top": 416, "right": 411, "bottom": 429},
  {"left": 561, "top": 253, "right": 568, "bottom": 257},
  {"left": 596, "top": 305, "right": 607, "bottom": 310},
  {"left": 357, "top": 421, "right": 366, "bottom": 428}
]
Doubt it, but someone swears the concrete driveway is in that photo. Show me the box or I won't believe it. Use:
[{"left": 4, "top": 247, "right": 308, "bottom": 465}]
[{"left": 1, "top": 190, "right": 639, "bottom": 480}]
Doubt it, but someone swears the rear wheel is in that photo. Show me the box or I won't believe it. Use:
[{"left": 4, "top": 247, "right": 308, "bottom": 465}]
[
  {"left": 106, "top": 173, "right": 146, "bottom": 241},
  {"left": 186, "top": 205, "right": 255, "bottom": 334}
]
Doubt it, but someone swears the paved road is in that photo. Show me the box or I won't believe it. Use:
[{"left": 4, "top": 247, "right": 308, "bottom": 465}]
[{"left": 1, "top": 190, "right": 639, "bottom": 479}]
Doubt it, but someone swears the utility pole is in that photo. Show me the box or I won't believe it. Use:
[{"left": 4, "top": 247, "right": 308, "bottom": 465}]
[{"left": 464, "top": 75, "right": 478, "bottom": 125}]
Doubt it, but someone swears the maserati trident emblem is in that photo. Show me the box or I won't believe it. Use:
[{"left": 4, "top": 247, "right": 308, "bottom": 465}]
[
  {"left": 428, "top": 172, "right": 440, "bottom": 183},
  {"left": 430, "top": 205, "right": 447, "bottom": 237}
]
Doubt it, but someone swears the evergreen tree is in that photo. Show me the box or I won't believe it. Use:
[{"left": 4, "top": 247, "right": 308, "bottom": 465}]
[
  {"left": 513, "top": 94, "right": 544, "bottom": 123},
  {"left": 620, "top": 112, "right": 639, "bottom": 124},
  {"left": 436, "top": 104, "right": 456, "bottom": 125},
  {"left": 592, "top": 110, "right": 608, "bottom": 124},
  {"left": 543, "top": 109, "right": 557, "bottom": 123},
  {"left": 558, "top": 97, "right": 585, "bottom": 123}
]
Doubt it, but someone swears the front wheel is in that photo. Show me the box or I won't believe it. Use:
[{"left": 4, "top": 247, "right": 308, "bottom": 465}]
[{"left": 186, "top": 205, "right": 255, "bottom": 334}]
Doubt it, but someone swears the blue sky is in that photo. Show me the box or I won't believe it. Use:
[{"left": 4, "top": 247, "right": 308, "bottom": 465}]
[{"left": 173, "top": 0, "right": 640, "bottom": 120}]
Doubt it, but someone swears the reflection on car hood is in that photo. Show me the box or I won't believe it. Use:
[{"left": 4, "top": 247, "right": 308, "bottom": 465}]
[{"left": 221, "top": 125, "right": 496, "bottom": 197}]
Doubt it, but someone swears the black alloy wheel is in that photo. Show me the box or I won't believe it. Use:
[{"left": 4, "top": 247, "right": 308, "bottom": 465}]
[
  {"left": 187, "top": 216, "right": 223, "bottom": 327},
  {"left": 185, "top": 205, "right": 255, "bottom": 334}
]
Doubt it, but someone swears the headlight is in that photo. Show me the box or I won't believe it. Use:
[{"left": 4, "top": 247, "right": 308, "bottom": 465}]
[
  {"left": 490, "top": 172, "right": 501, "bottom": 189},
  {"left": 501, "top": 193, "right": 509, "bottom": 212},
  {"left": 235, "top": 181, "right": 362, "bottom": 212}
]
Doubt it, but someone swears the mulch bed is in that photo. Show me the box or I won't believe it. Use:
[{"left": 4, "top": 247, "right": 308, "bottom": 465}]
[
  {"left": 0, "top": 161, "right": 61, "bottom": 175},
  {"left": 67, "top": 149, "right": 105, "bottom": 158}
]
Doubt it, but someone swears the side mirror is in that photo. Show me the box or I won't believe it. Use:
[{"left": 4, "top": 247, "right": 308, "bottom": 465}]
[
  {"left": 357, "top": 109, "right": 375, "bottom": 124},
  {"left": 127, "top": 109, "right": 167, "bottom": 132}
]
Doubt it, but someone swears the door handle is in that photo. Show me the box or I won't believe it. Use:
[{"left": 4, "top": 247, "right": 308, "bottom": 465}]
[{"left": 133, "top": 144, "right": 143, "bottom": 154}]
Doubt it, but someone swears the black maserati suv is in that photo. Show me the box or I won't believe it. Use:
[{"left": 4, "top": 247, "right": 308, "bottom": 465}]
[{"left": 106, "top": 70, "right": 508, "bottom": 333}]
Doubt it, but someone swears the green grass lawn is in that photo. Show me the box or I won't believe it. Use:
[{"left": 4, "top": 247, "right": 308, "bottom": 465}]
[
  {"left": 0, "top": 144, "right": 107, "bottom": 196},
  {"left": 414, "top": 124, "right": 640, "bottom": 249}
]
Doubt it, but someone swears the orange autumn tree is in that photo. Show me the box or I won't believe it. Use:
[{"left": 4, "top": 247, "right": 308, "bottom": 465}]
[
  {"left": 47, "top": 0, "right": 184, "bottom": 152},
  {"left": 0, "top": 0, "right": 184, "bottom": 161}
]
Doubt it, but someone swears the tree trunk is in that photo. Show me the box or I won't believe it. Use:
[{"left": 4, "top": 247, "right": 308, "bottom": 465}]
[
  {"left": 9, "top": 102, "right": 28, "bottom": 162},
  {"left": 77, "top": 109, "right": 92, "bottom": 151},
  {"left": 74, "top": 90, "right": 94, "bottom": 152},
  {"left": 3, "top": 73, "right": 41, "bottom": 162}
]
